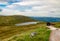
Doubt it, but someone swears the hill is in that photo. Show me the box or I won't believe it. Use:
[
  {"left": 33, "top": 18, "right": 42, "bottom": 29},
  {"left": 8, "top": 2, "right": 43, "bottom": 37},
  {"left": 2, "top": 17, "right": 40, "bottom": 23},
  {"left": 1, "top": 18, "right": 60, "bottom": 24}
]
[{"left": 0, "top": 15, "right": 36, "bottom": 26}]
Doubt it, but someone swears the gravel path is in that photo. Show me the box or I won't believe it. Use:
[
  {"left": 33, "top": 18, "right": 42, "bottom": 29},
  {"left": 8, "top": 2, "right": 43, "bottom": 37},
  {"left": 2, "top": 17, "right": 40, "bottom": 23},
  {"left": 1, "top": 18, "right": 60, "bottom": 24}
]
[
  {"left": 47, "top": 26, "right": 60, "bottom": 41},
  {"left": 49, "top": 30, "right": 60, "bottom": 41}
]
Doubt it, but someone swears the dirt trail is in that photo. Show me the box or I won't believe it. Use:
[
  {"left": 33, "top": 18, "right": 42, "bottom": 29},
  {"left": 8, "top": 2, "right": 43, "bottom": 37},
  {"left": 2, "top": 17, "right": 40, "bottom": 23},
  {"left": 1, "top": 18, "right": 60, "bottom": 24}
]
[{"left": 47, "top": 26, "right": 60, "bottom": 41}]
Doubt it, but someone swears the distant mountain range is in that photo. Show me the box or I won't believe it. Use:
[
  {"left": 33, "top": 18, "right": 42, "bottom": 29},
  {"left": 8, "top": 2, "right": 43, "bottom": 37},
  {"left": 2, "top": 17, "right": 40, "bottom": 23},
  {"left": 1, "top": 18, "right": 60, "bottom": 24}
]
[{"left": 30, "top": 17, "right": 60, "bottom": 22}]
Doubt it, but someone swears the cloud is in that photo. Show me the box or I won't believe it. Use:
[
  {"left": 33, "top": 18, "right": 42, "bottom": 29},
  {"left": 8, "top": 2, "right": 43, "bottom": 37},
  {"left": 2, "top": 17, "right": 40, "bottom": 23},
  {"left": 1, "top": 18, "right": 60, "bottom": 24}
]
[
  {"left": 0, "top": 2, "right": 8, "bottom": 9},
  {"left": 0, "top": 1, "right": 8, "bottom": 6},
  {"left": 0, "top": 8, "right": 23, "bottom": 15},
  {"left": 13, "top": 1, "right": 40, "bottom": 6},
  {"left": 0, "top": 0, "right": 21, "bottom": 3},
  {"left": 0, "top": 0, "right": 60, "bottom": 17},
  {"left": 0, "top": 8, "right": 48, "bottom": 17},
  {"left": 0, "top": 2, "right": 7, "bottom": 4}
]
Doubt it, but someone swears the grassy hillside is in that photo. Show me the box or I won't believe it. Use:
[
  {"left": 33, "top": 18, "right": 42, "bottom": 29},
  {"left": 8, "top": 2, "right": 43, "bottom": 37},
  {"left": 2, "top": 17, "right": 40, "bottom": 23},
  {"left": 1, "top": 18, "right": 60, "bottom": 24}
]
[
  {"left": 0, "top": 15, "right": 35, "bottom": 26},
  {"left": 52, "top": 22, "right": 60, "bottom": 28},
  {"left": 0, "top": 22, "right": 51, "bottom": 41},
  {"left": 0, "top": 15, "right": 60, "bottom": 41}
]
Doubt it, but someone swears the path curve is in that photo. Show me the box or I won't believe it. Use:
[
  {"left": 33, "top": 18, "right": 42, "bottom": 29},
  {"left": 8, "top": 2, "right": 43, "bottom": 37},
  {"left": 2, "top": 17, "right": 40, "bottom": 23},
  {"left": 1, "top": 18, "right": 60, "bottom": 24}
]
[{"left": 47, "top": 26, "right": 60, "bottom": 41}]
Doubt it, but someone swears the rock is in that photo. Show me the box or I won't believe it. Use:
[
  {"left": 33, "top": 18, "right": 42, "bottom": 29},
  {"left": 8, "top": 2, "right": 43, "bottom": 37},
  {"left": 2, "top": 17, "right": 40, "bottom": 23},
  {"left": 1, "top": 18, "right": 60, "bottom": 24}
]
[{"left": 30, "top": 32, "right": 37, "bottom": 38}]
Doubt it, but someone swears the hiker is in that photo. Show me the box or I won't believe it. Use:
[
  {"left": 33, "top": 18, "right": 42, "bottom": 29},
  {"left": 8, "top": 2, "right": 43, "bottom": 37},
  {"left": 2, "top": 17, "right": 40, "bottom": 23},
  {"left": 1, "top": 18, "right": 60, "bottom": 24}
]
[{"left": 46, "top": 22, "right": 51, "bottom": 26}]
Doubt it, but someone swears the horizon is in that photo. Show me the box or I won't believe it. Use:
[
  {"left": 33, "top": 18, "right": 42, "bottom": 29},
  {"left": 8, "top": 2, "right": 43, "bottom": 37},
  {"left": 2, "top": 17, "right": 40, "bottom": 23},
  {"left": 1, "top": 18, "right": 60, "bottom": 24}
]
[{"left": 0, "top": 15, "right": 60, "bottom": 18}]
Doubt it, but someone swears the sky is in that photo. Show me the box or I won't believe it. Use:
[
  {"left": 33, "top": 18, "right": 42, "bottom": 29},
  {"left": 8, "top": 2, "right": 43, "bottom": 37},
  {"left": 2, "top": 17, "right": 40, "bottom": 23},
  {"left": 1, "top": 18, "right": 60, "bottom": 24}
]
[{"left": 0, "top": 0, "right": 60, "bottom": 17}]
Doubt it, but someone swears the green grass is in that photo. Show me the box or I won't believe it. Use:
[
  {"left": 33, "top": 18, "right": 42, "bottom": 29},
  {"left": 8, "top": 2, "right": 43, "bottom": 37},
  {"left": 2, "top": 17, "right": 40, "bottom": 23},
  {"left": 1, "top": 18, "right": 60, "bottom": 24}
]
[
  {"left": 1, "top": 21, "right": 60, "bottom": 41},
  {"left": 54, "top": 22, "right": 60, "bottom": 28},
  {"left": 7, "top": 24, "right": 51, "bottom": 41},
  {"left": 51, "top": 22, "right": 60, "bottom": 28}
]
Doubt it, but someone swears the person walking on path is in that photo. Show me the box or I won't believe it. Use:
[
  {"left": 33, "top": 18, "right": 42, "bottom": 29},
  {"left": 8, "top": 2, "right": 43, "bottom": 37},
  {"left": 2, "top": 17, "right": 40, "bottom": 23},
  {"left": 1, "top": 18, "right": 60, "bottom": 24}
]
[{"left": 46, "top": 22, "right": 60, "bottom": 41}]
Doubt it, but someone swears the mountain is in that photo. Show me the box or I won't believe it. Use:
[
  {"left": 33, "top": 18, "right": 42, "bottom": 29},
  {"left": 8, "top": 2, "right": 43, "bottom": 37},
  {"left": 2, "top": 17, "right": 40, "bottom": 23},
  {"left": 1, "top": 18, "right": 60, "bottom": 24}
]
[
  {"left": 30, "top": 17, "right": 60, "bottom": 22},
  {"left": 0, "top": 15, "right": 36, "bottom": 26}
]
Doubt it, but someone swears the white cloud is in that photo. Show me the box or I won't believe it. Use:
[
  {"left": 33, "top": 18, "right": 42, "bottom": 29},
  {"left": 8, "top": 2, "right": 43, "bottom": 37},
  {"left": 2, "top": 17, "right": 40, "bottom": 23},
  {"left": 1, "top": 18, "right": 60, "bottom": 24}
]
[
  {"left": 7, "top": 4, "right": 16, "bottom": 8},
  {"left": 0, "top": 8, "right": 49, "bottom": 17},
  {"left": 0, "top": 9, "right": 21, "bottom": 15},
  {"left": 0, "top": 2, "right": 8, "bottom": 5},
  {"left": 0, "top": 0, "right": 60, "bottom": 17},
  {"left": 0, "top": 0, "right": 21, "bottom": 3},
  {"left": 13, "top": 1, "right": 40, "bottom": 6}
]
